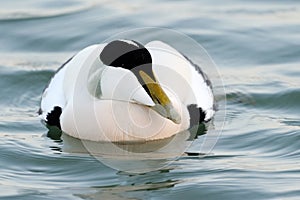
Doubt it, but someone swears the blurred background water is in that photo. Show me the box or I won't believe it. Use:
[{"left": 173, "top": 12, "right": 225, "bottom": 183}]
[{"left": 0, "top": 0, "right": 299, "bottom": 199}]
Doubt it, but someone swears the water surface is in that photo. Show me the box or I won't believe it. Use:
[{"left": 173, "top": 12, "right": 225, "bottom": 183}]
[{"left": 0, "top": 0, "right": 299, "bottom": 199}]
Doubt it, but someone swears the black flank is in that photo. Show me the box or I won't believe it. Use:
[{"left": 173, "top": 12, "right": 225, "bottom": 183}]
[
  {"left": 187, "top": 104, "right": 206, "bottom": 127},
  {"left": 46, "top": 106, "right": 62, "bottom": 129}
]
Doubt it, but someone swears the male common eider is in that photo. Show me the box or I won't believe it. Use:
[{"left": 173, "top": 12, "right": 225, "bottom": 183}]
[{"left": 40, "top": 40, "right": 215, "bottom": 142}]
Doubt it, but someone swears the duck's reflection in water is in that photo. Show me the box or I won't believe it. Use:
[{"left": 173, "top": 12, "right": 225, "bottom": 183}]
[{"left": 58, "top": 125, "right": 205, "bottom": 173}]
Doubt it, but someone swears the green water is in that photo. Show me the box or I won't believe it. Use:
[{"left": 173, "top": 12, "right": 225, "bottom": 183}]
[{"left": 0, "top": 0, "right": 299, "bottom": 199}]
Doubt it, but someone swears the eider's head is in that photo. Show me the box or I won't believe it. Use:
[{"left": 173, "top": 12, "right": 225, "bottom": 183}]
[{"left": 99, "top": 39, "right": 181, "bottom": 124}]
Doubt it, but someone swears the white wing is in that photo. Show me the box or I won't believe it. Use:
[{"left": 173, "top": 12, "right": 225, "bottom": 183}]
[
  {"left": 39, "top": 59, "right": 69, "bottom": 120},
  {"left": 146, "top": 41, "right": 215, "bottom": 121},
  {"left": 39, "top": 45, "right": 100, "bottom": 121}
]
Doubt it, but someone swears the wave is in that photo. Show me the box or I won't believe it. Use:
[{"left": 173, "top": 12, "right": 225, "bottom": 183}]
[
  {"left": 0, "top": 1, "right": 96, "bottom": 21},
  {"left": 227, "top": 89, "right": 300, "bottom": 114}
]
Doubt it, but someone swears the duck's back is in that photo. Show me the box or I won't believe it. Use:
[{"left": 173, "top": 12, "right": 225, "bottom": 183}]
[{"left": 39, "top": 45, "right": 102, "bottom": 125}]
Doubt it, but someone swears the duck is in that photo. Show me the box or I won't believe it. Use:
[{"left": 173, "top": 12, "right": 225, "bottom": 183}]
[{"left": 39, "top": 39, "right": 215, "bottom": 142}]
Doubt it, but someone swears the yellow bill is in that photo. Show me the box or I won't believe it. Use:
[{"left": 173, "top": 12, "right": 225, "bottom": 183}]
[{"left": 139, "top": 70, "right": 181, "bottom": 124}]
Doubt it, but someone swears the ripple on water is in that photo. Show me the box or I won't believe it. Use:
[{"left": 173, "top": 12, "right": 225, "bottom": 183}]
[
  {"left": 0, "top": 0, "right": 95, "bottom": 21},
  {"left": 0, "top": 1, "right": 300, "bottom": 199}
]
